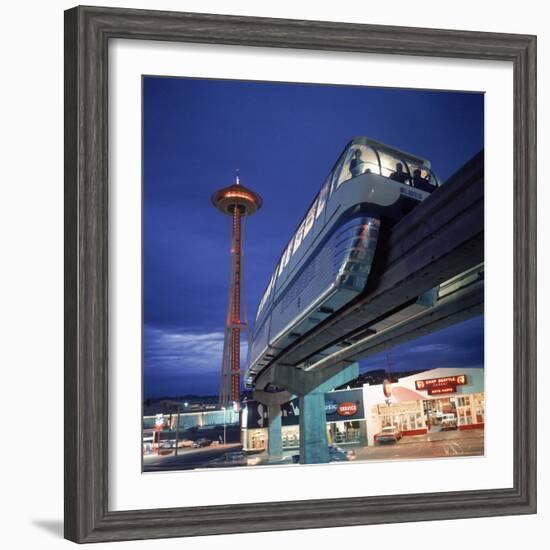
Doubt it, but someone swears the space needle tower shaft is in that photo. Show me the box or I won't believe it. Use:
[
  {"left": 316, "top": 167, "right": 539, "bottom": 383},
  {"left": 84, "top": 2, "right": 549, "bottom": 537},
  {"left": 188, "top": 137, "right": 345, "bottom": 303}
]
[{"left": 211, "top": 173, "right": 262, "bottom": 406}]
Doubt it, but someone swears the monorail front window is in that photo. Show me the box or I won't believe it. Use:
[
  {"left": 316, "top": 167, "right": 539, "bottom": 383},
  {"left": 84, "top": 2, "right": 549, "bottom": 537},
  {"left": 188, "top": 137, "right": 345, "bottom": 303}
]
[
  {"left": 334, "top": 144, "right": 380, "bottom": 188},
  {"left": 406, "top": 160, "right": 439, "bottom": 191},
  {"left": 377, "top": 150, "right": 411, "bottom": 184}
]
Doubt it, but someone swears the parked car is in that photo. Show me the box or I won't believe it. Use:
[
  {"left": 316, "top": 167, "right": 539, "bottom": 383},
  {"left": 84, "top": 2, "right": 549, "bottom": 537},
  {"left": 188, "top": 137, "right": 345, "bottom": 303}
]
[
  {"left": 192, "top": 438, "right": 213, "bottom": 448},
  {"left": 329, "top": 445, "right": 356, "bottom": 461},
  {"left": 374, "top": 425, "right": 403, "bottom": 444},
  {"left": 171, "top": 439, "right": 193, "bottom": 448},
  {"left": 440, "top": 413, "right": 458, "bottom": 430}
]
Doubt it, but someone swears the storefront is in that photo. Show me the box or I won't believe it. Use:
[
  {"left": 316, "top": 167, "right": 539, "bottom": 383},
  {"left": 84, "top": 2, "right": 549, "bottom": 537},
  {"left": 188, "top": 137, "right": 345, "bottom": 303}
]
[
  {"left": 374, "top": 400, "right": 426, "bottom": 436},
  {"left": 241, "top": 388, "right": 367, "bottom": 451},
  {"left": 363, "top": 367, "right": 485, "bottom": 445}
]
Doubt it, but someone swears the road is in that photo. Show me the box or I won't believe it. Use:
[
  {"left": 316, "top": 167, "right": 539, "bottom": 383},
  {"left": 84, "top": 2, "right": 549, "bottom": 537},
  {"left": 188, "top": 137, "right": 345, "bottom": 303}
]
[
  {"left": 354, "top": 429, "right": 484, "bottom": 461},
  {"left": 143, "top": 429, "right": 483, "bottom": 471},
  {"left": 143, "top": 443, "right": 242, "bottom": 472}
]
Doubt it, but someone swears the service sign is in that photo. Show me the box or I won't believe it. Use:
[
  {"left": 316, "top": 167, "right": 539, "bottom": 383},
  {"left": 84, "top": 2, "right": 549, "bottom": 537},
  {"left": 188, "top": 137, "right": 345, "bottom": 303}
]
[
  {"left": 325, "top": 389, "right": 364, "bottom": 421},
  {"left": 415, "top": 374, "right": 467, "bottom": 395},
  {"left": 336, "top": 402, "right": 358, "bottom": 416}
]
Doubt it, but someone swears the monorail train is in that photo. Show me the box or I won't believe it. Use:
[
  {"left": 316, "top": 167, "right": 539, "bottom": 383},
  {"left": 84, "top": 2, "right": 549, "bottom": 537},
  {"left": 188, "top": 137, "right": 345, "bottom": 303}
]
[{"left": 245, "top": 136, "right": 440, "bottom": 388}]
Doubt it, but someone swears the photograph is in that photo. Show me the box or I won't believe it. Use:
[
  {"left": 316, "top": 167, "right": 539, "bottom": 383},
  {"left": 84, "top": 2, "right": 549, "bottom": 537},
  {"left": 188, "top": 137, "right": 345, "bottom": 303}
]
[{"left": 141, "top": 76, "right": 485, "bottom": 472}]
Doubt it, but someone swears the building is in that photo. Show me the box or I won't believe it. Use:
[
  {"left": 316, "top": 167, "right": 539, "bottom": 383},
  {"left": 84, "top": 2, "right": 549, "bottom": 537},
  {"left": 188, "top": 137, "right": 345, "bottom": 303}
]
[
  {"left": 240, "top": 367, "right": 484, "bottom": 452},
  {"left": 241, "top": 387, "right": 367, "bottom": 451},
  {"left": 143, "top": 406, "right": 240, "bottom": 452},
  {"left": 363, "top": 367, "right": 484, "bottom": 445}
]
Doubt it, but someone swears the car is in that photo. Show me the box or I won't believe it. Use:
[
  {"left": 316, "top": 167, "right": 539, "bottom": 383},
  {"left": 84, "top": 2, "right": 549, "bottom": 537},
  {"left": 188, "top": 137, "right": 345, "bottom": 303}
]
[
  {"left": 440, "top": 413, "right": 458, "bottom": 430},
  {"left": 291, "top": 446, "right": 356, "bottom": 463},
  {"left": 374, "top": 425, "right": 403, "bottom": 444},
  {"left": 192, "top": 438, "right": 213, "bottom": 448},
  {"left": 171, "top": 439, "right": 193, "bottom": 448},
  {"left": 329, "top": 445, "right": 356, "bottom": 461}
]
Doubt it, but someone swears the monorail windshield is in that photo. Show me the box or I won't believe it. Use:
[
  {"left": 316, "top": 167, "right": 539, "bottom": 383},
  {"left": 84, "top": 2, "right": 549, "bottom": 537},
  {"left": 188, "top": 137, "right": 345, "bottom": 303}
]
[
  {"left": 254, "top": 137, "right": 439, "bottom": 321},
  {"left": 332, "top": 137, "right": 439, "bottom": 191}
]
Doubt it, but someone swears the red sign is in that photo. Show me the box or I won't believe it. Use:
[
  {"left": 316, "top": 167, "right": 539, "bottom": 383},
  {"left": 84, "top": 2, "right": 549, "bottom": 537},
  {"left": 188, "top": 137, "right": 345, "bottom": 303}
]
[
  {"left": 415, "top": 374, "right": 467, "bottom": 395},
  {"left": 430, "top": 386, "right": 457, "bottom": 395},
  {"left": 337, "top": 402, "right": 358, "bottom": 416}
]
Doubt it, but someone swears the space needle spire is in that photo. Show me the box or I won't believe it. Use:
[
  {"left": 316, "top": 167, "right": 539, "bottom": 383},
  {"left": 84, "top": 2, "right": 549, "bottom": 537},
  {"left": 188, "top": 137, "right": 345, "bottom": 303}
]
[{"left": 211, "top": 172, "right": 262, "bottom": 406}]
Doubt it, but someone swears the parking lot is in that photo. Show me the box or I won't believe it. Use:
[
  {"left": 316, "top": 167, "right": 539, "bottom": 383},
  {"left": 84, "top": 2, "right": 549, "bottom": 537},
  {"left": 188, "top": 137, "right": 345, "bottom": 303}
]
[{"left": 354, "top": 428, "right": 484, "bottom": 461}]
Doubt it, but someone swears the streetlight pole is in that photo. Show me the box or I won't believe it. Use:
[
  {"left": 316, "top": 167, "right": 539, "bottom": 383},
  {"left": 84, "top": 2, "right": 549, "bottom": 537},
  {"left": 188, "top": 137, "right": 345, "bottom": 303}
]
[
  {"left": 222, "top": 406, "right": 227, "bottom": 445},
  {"left": 174, "top": 404, "right": 181, "bottom": 457}
]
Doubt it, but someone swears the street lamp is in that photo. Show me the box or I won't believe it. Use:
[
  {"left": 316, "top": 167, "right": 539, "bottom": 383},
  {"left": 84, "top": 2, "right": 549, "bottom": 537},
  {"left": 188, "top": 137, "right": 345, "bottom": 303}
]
[
  {"left": 174, "top": 404, "right": 181, "bottom": 456},
  {"left": 161, "top": 401, "right": 189, "bottom": 457},
  {"left": 221, "top": 406, "right": 227, "bottom": 445}
]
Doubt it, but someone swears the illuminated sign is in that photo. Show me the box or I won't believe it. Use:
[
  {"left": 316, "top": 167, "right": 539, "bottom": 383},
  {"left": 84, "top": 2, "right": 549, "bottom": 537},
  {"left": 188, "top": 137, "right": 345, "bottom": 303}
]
[
  {"left": 430, "top": 387, "right": 456, "bottom": 395},
  {"left": 415, "top": 374, "right": 467, "bottom": 395},
  {"left": 337, "top": 402, "right": 358, "bottom": 416}
]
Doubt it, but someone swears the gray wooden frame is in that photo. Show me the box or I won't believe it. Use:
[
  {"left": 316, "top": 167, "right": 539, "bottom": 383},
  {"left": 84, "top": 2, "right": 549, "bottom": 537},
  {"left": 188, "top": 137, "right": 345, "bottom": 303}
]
[{"left": 64, "top": 5, "right": 537, "bottom": 543}]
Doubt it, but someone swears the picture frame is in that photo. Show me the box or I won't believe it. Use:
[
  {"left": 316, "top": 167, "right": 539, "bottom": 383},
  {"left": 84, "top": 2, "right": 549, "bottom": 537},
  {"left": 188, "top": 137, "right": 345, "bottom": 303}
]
[{"left": 64, "top": 5, "right": 537, "bottom": 543}]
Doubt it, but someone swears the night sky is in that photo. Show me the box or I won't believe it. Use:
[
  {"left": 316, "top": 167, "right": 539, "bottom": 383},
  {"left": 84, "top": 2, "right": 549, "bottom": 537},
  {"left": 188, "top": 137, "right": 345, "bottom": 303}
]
[{"left": 143, "top": 76, "right": 484, "bottom": 398}]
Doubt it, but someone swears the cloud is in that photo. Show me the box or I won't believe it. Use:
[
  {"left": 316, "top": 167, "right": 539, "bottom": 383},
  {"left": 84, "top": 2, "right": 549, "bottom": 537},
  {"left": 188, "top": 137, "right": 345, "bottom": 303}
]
[
  {"left": 409, "top": 344, "right": 451, "bottom": 354},
  {"left": 143, "top": 325, "right": 248, "bottom": 377}
]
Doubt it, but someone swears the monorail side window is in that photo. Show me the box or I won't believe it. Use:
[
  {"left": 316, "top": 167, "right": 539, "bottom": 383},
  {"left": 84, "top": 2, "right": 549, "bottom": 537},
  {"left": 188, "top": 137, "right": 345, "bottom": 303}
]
[
  {"left": 292, "top": 220, "right": 306, "bottom": 255},
  {"left": 316, "top": 178, "right": 330, "bottom": 219},
  {"left": 278, "top": 243, "right": 293, "bottom": 276},
  {"left": 303, "top": 199, "right": 318, "bottom": 237},
  {"left": 335, "top": 145, "right": 380, "bottom": 187},
  {"left": 329, "top": 150, "right": 348, "bottom": 194},
  {"left": 378, "top": 150, "right": 412, "bottom": 184},
  {"left": 257, "top": 277, "right": 273, "bottom": 318}
]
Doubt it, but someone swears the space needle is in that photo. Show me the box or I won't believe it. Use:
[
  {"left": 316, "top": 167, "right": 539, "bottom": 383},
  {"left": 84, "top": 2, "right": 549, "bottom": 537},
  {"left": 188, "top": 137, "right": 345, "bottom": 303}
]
[{"left": 211, "top": 172, "right": 262, "bottom": 406}]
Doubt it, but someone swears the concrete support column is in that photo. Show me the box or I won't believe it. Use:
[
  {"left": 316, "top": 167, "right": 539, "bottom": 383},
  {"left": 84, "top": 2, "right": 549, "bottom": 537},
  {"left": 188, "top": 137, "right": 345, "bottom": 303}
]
[
  {"left": 254, "top": 389, "right": 293, "bottom": 462},
  {"left": 299, "top": 391, "right": 329, "bottom": 464},
  {"left": 267, "top": 403, "right": 282, "bottom": 459},
  {"left": 258, "top": 361, "right": 359, "bottom": 465}
]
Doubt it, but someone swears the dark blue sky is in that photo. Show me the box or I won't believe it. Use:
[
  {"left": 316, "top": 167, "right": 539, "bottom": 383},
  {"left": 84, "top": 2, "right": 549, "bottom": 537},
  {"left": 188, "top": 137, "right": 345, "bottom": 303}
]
[{"left": 143, "top": 76, "right": 484, "bottom": 398}]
